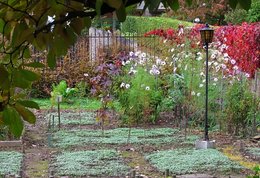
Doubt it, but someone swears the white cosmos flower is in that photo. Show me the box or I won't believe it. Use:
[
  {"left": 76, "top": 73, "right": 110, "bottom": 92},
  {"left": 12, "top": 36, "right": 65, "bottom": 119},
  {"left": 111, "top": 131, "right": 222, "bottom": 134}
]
[
  {"left": 216, "top": 66, "right": 220, "bottom": 72},
  {"left": 139, "top": 60, "right": 144, "bottom": 65},
  {"left": 180, "top": 44, "right": 185, "bottom": 47},
  {"left": 141, "top": 52, "right": 146, "bottom": 58},
  {"left": 145, "top": 86, "right": 150, "bottom": 90},
  {"left": 125, "top": 60, "right": 130, "bottom": 64},
  {"left": 200, "top": 72, "right": 205, "bottom": 76},
  {"left": 129, "top": 51, "right": 134, "bottom": 57},
  {"left": 203, "top": 79, "right": 206, "bottom": 83},
  {"left": 213, "top": 78, "right": 218, "bottom": 82},
  {"left": 122, "top": 61, "right": 125, "bottom": 66},
  {"left": 84, "top": 73, "right": 89, "bottom": 77},
  {"left": 125, "top": 84, "right": 130, "bottom": 89},
  {"left": 191, "top": 91, "right": 196, "bottom": 96},
  {"left": 194, "top": 18, "right": 200, "bottom": 23},
  {"left": 211, "top": 54, "right": 216, "bottom": 59},
  {"left": 224, "top": 53, "right": 229, "bottom": 58},
  {"left": 197, "top": 93, "right": 201, "bottom": 97},
  {"left": 135, "top": 51, "right": 141, "bottom": 56},
  {"left": 199, "top": 84, "right": 204, "bottom": 88},
  {"left": 120, "top": 83, "right": 125, "bottom": 88},
  {"left": 233, "top": 65, "right": 238, "bottom": 70},
  {"left": 214, "top": 62, "right": 218, "bottom": 66},
  {"left": 163, "top": 39, "right": 167, "bottom": 43},
  {"left": 156, "top": 59, "right": 161, "bottom": 65},
  {"left": 245, "top": 73, "right": 250, "bottom": 78},
  {"left": 224, "top": 57, "right": 229, "bottom": 63},
  {"left": 161, "top": 61, "right": 166, "bottom": 66},
  {"left": 231, "top": 59, "right": 236, "bottom": 65},
  {"left": 155, "top": 70, "right": 160, "bottom": 75},
  {"left": 170, "top": 48, "right": 175, "bottom": 52},
  {"left": 197, "top": 52, "right": 202, "bottom": 56},
  {"left": 197, "top": 56, "right": 203, "bottom": 61},
  {"left": 221, "top": 64, "right": 227, "bottom": 69}
]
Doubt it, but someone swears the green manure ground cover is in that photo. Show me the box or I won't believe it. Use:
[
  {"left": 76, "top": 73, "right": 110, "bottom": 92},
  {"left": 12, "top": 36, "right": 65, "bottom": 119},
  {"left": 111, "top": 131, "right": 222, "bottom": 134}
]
[
  {"left": 145, "top": 148, "right": 243, "bottom": 175},
  {"left": 46, "top": 112, "right": 96, "bottom": 126},
  {"left": 52, "top": 128, "right": 198, "bottom": 148},
  {"left": 246, "top": 147, "right": 260, "bottom": 157},
  {"left": 0, "top": 151, "right": 23, "bottom": 175},
  {"left": 51, "top": 149, "right": 130, "bottom": 177}
]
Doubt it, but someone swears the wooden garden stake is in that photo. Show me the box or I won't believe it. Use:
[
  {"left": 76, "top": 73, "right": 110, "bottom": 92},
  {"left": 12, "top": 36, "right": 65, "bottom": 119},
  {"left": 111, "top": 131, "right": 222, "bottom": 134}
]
[
  {"left": 52, "top": 115, "right": 55, "bottom": 130},
  {"left": 165, "top": 169, "right": 169, "bottom": 178},
  {"left": 253, "top": 71, "right": 258, "bottom": 133},
  {"left": 56, "top": 95, "right": 62, "bottom": 130},
  {"left": 131, "top": 169, "right": 136, "bottom": 178},
  {"left": 49, "top": 170, "right": 54, "bottom": 178}
]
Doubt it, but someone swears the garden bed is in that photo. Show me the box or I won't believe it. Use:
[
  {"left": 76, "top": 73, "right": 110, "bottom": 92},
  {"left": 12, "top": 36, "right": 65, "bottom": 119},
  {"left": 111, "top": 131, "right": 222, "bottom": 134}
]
[
  {"left": 145, "top": 148, "right": 244, "bottom": 175},
  {"left": 50, "top": 149, "right": 130, "bottom": 177},
  {"left": 46, "top": 111, "right": 97, "bottom": 126},
  {"left": 0, "top": 151, "right": 23, "bottom": 176},
  {"left": 52, "top": 127, "right": 199, "bottom": 148},
  {"left": 245, "top": 147, "right": 260, "bottom": 161}
]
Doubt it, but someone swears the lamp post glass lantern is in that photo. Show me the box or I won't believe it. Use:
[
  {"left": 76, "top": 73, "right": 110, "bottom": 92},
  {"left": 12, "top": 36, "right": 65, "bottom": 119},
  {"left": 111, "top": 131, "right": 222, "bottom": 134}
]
[{"left": 200, "top": 24, "right": 214, "bottom": 141}]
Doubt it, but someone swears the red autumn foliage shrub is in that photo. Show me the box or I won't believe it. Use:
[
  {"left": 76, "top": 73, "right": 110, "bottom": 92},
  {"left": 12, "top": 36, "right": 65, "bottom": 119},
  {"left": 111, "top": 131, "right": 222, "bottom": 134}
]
[
  {"left": 214, "top": 22, "right": 260, "bottom": 77},
  {"left": 144, "top": 22, "right": 260, "bottom": 77}
]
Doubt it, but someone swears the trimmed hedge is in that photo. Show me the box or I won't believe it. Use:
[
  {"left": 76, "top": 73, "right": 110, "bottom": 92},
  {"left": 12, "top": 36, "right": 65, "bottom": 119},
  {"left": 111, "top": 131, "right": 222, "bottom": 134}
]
[{"left": 121, "top": 16, "right": 193, "bottom": 34}]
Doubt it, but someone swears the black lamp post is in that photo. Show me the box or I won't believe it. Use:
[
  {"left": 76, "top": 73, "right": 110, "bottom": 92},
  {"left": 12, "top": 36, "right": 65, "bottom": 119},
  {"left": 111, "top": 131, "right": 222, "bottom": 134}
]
[{"left": 200, "top": 24, "right": 214, "bottom": 141}]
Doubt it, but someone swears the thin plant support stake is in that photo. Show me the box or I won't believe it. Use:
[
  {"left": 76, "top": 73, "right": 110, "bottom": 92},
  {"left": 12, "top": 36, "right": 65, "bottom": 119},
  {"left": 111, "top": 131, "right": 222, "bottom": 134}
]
[{"left": 253, "top": 71, "right": 258, "bottom": 133}]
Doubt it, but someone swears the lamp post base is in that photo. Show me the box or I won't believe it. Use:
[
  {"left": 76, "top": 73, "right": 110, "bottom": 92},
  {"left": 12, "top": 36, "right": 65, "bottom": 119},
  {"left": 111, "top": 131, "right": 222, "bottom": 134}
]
[{"left": 195, "top": 140, "right": 215, "bottom": 149}]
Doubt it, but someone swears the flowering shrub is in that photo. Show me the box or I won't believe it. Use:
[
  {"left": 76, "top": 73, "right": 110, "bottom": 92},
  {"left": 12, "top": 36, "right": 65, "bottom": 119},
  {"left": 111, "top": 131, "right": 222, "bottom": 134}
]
[
  {"left": 144, "top": 22, "right": 260, "bottom": 132},
  {"left": 145, "top": 22, "right": 260, "bottom": 78},
  {"left": 115, "top": 51, "right": 164, "bottom": 124},
  {"left": 214, "top": 22, "right": 260, "bottom": 77}
]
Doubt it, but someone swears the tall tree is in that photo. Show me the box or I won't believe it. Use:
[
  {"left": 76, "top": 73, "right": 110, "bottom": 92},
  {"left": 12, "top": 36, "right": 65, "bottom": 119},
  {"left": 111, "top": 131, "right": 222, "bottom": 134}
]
[{"left": 0, "top": 0, "right": 252, "bottom": 137}]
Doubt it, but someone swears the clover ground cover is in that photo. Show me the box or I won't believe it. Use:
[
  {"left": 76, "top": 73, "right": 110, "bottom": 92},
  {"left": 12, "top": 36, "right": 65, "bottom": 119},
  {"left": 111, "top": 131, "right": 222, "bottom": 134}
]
[
  {"left": 0, "top": 151, "right": 23, "bottom": 175},
  {"left": 46, "top": 112, "right": 96, "bottom": 126},
  {"left": 51, "top": 149, "right": 130, "bottom": 177},
  {"left": 52, "top": 127, "right": 198, "bottom": 148},
  {"left": 145, "top": 148, "right": 243, "bottom": 175}
]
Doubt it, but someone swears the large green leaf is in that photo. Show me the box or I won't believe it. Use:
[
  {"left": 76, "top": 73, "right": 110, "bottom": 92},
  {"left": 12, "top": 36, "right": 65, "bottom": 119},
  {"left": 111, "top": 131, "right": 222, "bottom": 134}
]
[
  {"left": 3, "top": 106, "right": 24, "bottom": 137},
  {"left": 71, "top": 18, "right": 84, "bottom": 35},
  {"left": 20, "top": 69, "right": 40, "bottom": 81},
  {"left": 47, "top": 50, "right": 56, "bottom": 69},
  {"left": 23, "top": 62, "right": 45, "bottom": 68},
  {"left": 167, "top": 0, "right": 179, "bottom": 11},
  {"left": 96, "top": 0, "right": 103, "bottom": 16},
  {"left": 229, "top": 0, "right": 238, "bottom": 9},
  {"left": 14, "top": 103, "right": 36, "bottom": 124},
  {"left": 12, "top": 22, "right": 27, "bottom": 46},
  {"left": 84, "top": 17, "right": 92, "bottom": 29},
  {"left": 0, "top": 18, "right": 4, "bottom": 33},
  {"left": 104, "top": 0, "right": 123, "bottom": 9},
  {"left": 148, "top": 0, "right": 161, "bottom": 12},
  {"left": 238, "top": 0, "right": 251, "bottom": 10},
  {"left": 13, "top": 69, "right": 31, "bottom": 89},
  {"left": 0, "top": 64, "right": 10, "bottom": 89},
  {"left": 116, "top": 4, "right": 126, "bottom": 22},
  {"left": 17, "top": 100, "right": 40, "bottom": 109}
]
